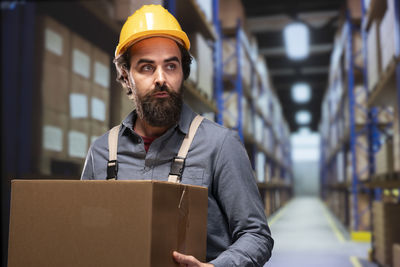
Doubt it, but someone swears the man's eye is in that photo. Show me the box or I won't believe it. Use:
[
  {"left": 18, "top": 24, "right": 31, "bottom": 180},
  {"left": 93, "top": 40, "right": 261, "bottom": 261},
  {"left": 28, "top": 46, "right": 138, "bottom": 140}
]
[
  {"left": 166, "top": 64, "right": 177, "bottom": 70},
  {"left": 141, "top": 65, "right": 154, "bottom": 71}
]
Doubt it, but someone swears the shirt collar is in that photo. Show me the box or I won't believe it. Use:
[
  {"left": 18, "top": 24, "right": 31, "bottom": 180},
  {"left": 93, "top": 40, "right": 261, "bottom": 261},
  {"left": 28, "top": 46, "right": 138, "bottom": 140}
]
[{"left": 120, "top": 102, "right": 196, "bottom": 135}]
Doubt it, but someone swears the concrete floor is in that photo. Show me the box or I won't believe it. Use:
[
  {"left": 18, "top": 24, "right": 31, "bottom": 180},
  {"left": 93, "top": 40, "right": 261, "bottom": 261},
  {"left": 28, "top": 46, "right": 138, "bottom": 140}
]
[{"left": 264, "top": 197, "right": 378, "bottom": 267}]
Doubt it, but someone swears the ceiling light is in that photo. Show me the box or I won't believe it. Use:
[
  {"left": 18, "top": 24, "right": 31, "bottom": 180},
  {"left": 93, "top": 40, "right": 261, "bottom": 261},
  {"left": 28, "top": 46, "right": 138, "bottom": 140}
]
[
  {"left": 296, "top": 110, "right": 311, "bottom": 125},
  {"left": 283, "top": 22, "right": 310, "bottom": 60},
  {"left": 292, "top": 83, "right": 311, "bottom": 103}
]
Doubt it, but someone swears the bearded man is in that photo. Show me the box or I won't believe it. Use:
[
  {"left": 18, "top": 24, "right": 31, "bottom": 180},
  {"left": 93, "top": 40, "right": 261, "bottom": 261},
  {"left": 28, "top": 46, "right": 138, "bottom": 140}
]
[{"left": 81, "top": 5, "right": 273, "bottom": 267}]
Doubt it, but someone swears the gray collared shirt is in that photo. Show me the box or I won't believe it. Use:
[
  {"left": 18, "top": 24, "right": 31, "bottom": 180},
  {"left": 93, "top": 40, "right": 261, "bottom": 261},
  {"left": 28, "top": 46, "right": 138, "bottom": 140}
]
[{"left": 81, "top": 103, "right": 273, "bottom": 266}]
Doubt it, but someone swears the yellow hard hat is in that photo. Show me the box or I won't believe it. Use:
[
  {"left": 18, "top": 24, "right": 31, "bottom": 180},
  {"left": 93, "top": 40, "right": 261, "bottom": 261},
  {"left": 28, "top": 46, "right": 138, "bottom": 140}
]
[{"left": 115, "top": 5, "right": 190, "bottom": 57}]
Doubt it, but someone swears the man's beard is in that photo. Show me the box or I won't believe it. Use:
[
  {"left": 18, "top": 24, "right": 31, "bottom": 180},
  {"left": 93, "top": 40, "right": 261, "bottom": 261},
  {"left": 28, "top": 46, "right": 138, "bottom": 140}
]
[{"left": 134, "top": 83, "right": 183, "bottom": 127}]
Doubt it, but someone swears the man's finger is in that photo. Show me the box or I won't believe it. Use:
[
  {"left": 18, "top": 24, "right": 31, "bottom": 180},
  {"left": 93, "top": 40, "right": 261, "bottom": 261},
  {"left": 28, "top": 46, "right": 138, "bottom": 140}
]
[{"left": 173, "top": 251, "right": 198, "bottom": 265}]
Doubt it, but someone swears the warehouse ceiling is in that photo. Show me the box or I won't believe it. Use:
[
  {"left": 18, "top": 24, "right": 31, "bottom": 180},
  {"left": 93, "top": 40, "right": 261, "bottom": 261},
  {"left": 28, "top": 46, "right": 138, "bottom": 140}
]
[{"left": 241, "top": 0, "right": 345, "bottom": 132}]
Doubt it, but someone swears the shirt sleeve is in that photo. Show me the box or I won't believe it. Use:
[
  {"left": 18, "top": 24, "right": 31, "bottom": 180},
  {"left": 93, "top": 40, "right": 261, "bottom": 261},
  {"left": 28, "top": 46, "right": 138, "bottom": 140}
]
[
  {"left": 81, "top": 145, "right": 94, "bottom": 180},
  {"left": 209, "top": 130, "right": 274, "bottom": 267}
]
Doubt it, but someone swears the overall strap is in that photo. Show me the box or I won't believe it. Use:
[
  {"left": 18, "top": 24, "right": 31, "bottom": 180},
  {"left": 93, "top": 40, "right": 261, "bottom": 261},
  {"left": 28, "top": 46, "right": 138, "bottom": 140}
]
[
  {"left": 168, "top": 115, "right": 204, "bottom": 183},
  {"left": 107, "top": 125, "right": 121, "bottom": 180}
]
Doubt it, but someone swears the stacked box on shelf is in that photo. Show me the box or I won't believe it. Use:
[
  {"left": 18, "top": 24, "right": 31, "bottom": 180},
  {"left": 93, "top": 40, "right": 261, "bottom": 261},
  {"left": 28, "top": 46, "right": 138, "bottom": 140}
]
[
  {"left": 189, "top": 32, "right": 214, "bottom": 100},
  {"left": 256, "top": 56, "right": 273, "bottom": 96},
  {"left": 242, "top": 97, "right": 254, "bottom": 135},
  {"left": 69, "top": 33, "right": 91, "bottom": 164},
  {"left": 349, "top": 192, "right": 371, "bottom": 231},
  {"left": 356, "top": 135, "right": 369, "bottom": 181},
  {"left": 346, "top": 151, "right": 353, "bottom": 181},
  {"left": 377, "top": 106, "right": 395, "bottom": 124},
  {"left": 222, "top": 91, "right": 238, "bottom": 128},
  {"left": 194, "top": 0, "right": 212, "bottom": 23},
  {"left": 39, "top": 17, "right": 71, "bottom": 174},
  {"left": 337, "top": 151, "right": 345, "bottom": 182},
  {"left": 272, "top": 96, "right": 282, "bottom": 141},
  {"left": 373, "top": 202, "right": 400, "bottom": 266},
  {"left": 256, "top": 92, "right": 270, "bottom": 122},
  {"left": 222, "top": 37, "right": 252, "bottom": 90},
  {"left": 347, "top": 0, "right": 362, "bottom": 19},
  {"left": 376, "top": 136, "right": 394, "bottom": 175},
  {"left": 262, "top": 125, "right": 273, "bottom": 153},
  {"left": 90, "top": 46, "right": 110, "bottom": 144},
  {"left": 345, "top": 136, "right": 369, "bottom": 182},
  {"left": 345, "top": 30, "right": 364, "bottom": 70},
  {"left": 394, "top": 110, "right": 400, "bottom": 172},
  {"left": 254, "top": 114, "right": 264, "bottom": 144},
  {"left": 275, "top": 144, "right": 283, "bottom": 163},
  {"left": 354, "top": 85, "right": 368, "bottom": 124},
  {"left": 256, "top": 152, "right": 265, "bottom": 183},
  {"left": 219, "top": 0, "right": 246, "bottom": 30},
  {"left": 379, "top": 0, "right": 397, "bottom": 73},
  {"left": 394, "top": 244, "right": 400, "bottom": 267},
  {"left": 367, "top": 20, "right": 382, "bottom": 92}
]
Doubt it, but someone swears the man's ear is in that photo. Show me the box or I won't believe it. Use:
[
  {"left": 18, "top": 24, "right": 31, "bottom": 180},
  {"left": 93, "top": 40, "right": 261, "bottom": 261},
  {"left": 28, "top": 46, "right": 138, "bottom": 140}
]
[{"left": 122, "top": 71, "right": 131, "bottom": 88}]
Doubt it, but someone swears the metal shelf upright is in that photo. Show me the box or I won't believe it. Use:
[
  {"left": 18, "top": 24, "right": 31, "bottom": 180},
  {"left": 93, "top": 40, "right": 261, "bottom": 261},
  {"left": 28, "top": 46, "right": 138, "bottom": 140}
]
[{"left": 345, "top": 12, "right": 372, "bottom": 234}]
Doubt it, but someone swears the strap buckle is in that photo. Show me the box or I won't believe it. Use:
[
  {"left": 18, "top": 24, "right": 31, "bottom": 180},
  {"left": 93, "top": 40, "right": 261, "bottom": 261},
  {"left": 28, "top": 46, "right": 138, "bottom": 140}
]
[
  {"left": 169, "top": 156, "right": 185, "bottom": 180},
  {"left": 107, "top": 160, "right": 118, "bottom": 180}
]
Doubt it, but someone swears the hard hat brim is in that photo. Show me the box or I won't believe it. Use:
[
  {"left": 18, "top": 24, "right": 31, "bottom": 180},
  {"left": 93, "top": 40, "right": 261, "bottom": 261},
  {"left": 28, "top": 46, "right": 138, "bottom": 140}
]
[{"left": 115, "top": 30, "right": 190, "bottom": 57}]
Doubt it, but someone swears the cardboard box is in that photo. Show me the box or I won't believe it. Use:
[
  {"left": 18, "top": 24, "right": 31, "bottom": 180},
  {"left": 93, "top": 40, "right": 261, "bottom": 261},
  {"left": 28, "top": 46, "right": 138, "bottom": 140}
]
[
  {"left": 376, "top": 137, "right": 394, "bottom": 175},
  {"left": 347, "top": 0, "right": 362, "bottom": 19},
  {"left": 8, "top": 180, "right": 207, "bottom": 267},
  {"left": 219, "top": 0, "right": 246, "bottom": 30},
  {"left": 394, "top": 244, "right": 400, "bottom": 267},
  {"left": 367, "top": 20, "right": 381, "bottom": 92},
  {"left": 373, "top": 202, "right": 400, "bottom": 266}
]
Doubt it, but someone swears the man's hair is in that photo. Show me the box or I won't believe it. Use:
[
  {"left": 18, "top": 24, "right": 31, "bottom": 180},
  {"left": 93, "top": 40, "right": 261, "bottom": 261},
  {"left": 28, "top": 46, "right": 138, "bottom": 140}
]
[{"left": 113, "top": 41, "right": 192, "bottom": 99}]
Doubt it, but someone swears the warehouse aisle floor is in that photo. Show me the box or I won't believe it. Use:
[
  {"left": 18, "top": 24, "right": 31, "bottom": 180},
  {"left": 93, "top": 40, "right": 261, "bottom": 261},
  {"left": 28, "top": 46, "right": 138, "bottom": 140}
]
[{"left": 264, "top": 197, "right": 377, "bottom": 267}]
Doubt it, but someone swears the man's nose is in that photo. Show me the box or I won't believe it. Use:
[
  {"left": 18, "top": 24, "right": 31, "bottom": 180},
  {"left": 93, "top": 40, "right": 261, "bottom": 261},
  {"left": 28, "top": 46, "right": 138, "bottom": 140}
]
[{"left": 155, "top": 67, "right": 166, "bottom": 86}]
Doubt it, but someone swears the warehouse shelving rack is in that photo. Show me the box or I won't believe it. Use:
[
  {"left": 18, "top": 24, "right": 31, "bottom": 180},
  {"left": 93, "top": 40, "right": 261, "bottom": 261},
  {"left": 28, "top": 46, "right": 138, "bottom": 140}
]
[
  {"left": 221, "top": 19, "right": 293, "bottom": 215},
  {"left": 345, "top": 12, "right": 372, "bottom": 238},
  {"left": 359, "top": 0, "right": 400, "bottom": 263},
  {"left": 320, "top": 9, "right": 373, "bottom": 237}
]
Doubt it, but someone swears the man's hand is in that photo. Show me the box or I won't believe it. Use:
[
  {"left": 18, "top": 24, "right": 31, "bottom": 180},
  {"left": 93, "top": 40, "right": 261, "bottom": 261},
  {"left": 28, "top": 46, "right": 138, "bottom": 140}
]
[{"left": 172, "top": 251, "right": 214, "bottom": 267}]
